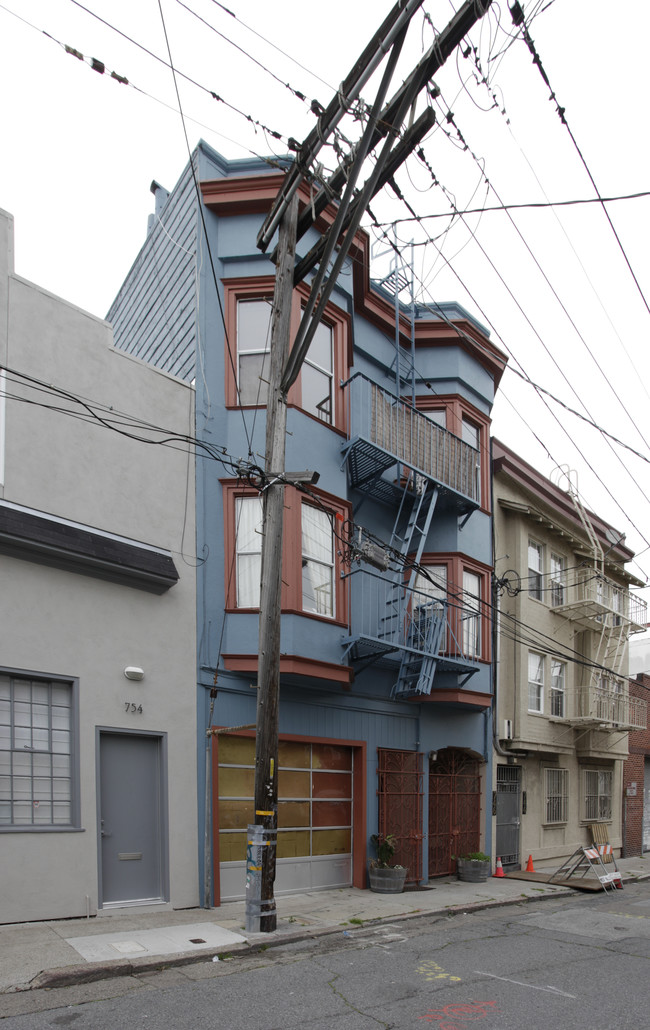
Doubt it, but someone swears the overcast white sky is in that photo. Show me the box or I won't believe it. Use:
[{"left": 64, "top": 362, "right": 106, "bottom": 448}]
[{"left": 1, "top": 0, "right": 649, "bottom": 602}]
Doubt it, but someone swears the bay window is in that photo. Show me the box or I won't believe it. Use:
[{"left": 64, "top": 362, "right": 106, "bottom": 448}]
[
  {"left": 413, "top": 555, "right": 490, "bottom": 661},
  {"left": 223, "top": 481, "right": 348, "bottom": 623},
  {"left": 223, "top": 277, "right": 349, "bottom": 431}
]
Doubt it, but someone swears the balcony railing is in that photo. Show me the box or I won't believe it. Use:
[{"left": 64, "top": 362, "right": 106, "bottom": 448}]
[
  {"left": 553, "top": 570, "right": 647, "bottom": 633},
  {"left": 342, "top": 373, "right": 480, "bottom": 511},
  {"left": 574, "top": 685, "right": 647, "bottom": 731},
  {"left": 342, "top": 569, "right": 480, "bottom": 678}
]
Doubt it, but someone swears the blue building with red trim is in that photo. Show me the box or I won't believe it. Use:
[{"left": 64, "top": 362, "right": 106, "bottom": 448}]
[{"left": 108, "top": 141, "right": 506, "bottom": 904}]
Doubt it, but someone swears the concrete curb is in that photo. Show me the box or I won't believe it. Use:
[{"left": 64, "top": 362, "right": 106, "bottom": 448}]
[{"left": 16, "top": 885, "right": 575, "bottom": 994}]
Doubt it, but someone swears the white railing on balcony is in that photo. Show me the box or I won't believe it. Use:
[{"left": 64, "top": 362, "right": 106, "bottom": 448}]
[
  {"left": 575, "top": 685, "right": 647, "bottom": 730},
  {"left": 345, "top": 373, "right": 480, "bottom": 502},
  {"left": 553, "top": 569, "right": 647, "bottom": 633}
]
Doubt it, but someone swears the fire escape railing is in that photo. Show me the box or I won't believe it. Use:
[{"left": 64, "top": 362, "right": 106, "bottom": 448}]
[
  {"left": 341, "top": 569, "right": 480, "bottom": 692},
  {"left": 342, "top": 373, "right": 480, "bottom": 509}
]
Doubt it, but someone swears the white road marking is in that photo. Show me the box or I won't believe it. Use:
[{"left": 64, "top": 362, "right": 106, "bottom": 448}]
[{"left": 475, "top": 971, "right": 576, "bottom": 998}]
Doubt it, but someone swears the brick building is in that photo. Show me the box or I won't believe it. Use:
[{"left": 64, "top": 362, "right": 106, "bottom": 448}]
[{"left": 623, "top": 673, "right": 650, "bottom": 856}]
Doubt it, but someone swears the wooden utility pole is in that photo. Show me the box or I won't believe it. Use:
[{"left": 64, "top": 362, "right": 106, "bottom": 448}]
[
  {"left": 246, "top": 0, "right": 493, "bottom": 933},
  {"left": 250, "top": 194, "right": 299, "bottom": 933}
]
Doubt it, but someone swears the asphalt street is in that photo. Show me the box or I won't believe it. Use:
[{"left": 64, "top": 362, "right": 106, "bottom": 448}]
[{"left": 2, "top": 882, "right": 649, "bottom": 1028}]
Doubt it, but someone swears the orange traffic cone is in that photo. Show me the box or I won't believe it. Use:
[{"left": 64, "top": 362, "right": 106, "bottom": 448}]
[
  {"left": 493, "top": 856, "right": 505, "bottom": 878},
  {"left": 526, "top": 854, "right": 535, "bottom": 873}
]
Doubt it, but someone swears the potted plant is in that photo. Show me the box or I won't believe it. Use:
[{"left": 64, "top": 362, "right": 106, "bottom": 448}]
[
  {"left": 368, "top": 833, "right": 408, "bottom": 893},
  {"left": 455, "top": 851, "right": 491, "bottom": 883}
]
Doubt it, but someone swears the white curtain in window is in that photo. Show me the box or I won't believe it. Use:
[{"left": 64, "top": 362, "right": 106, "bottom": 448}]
[
  {"left": 236, "top": 496, "right": 263, "bottom": 607},
  {"left": 301, "top": 505, "right": 334, "bottom": 616}
]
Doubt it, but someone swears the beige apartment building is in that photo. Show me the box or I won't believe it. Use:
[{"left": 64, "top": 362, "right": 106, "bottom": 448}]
[{"left": 491, "top": 440, "right": 647, "bottom": 869}]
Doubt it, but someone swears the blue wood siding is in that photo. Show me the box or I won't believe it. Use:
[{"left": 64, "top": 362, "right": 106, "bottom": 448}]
[{"left": 107, "top": 162, "right": 197, "bottom": 381}]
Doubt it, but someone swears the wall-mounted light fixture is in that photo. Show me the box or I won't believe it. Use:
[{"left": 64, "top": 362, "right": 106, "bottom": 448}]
[{"left": 124, "top": 667, "right": 145, "bottom": 681}]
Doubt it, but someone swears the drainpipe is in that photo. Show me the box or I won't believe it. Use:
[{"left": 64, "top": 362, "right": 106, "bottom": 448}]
[{"left": 491, "top": 438, "right": 513, "bottom": 761}]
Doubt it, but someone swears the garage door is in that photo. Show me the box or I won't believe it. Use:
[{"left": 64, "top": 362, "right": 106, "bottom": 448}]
[{"left": 216, "top": 735, "right": 353, "bottom": 901}]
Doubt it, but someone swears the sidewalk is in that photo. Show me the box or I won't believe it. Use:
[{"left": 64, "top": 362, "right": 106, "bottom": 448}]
[{"left": 2, "top": 857, "right": 648, "bottom": 995}]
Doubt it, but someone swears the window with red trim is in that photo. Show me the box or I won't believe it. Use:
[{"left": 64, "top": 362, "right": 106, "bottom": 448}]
[
  {"left": 222, "top": 277, "right": 350, "bottom": 432},
  {"left": 417, "top": 395, "right": 491, "bottom": 511},
  {"left": 222, "top": 480, "right": 349, "bottom": 624},
  {"left": 413, "top": 554, "right": 491, "bottom": 661}
]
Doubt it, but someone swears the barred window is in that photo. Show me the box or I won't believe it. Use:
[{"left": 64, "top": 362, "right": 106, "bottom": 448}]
[
  {"left": 0, "top": 673, "right": 78, "bottom": 829},
  {"left": 583, "top": 768, "right": 613, "bottom": 821},
  {"left": 545, "top": 768, "right": 568, "bottom": 824}
]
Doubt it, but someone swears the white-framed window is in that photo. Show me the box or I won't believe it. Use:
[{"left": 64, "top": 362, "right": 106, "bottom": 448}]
[
  {"left": 236, "top": 297, "right": 272, "bottom": 406},
  {"left": 550, "top": 660, "right": 566, "bottom": 717},
  {"left": 462, "top": 570, "right": 481, "bottom": 658},
  {"left": 0, "top": 672, "right": 78, "bottom": 829},
  {"left": 528, "top": 651, "right": 544, "bottom": 712},
  {"left": 528, "top": 539, "right": 543, "bottom": 600},
  {"left": 235, "top": 495, "right": 263, "bottom": 608},
  {"left": 550, "top": 552, "right": 565, "bottom": 606},
  {"left": 583, "top": 768, "right": 613, "bottom": 821},
  {"left": 302, "top": 317, "right": 333, "bottom": 424},
  {"left": 301, "top": 504, "right": 334, "bottom": 618},
  {"left": 545, "top": 768, "right": 568, "bottom": 824}
]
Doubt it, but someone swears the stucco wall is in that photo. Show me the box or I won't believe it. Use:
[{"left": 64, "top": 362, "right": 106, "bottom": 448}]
[{"left": 0, "top": 208, "right": 198, "bottom": 922}]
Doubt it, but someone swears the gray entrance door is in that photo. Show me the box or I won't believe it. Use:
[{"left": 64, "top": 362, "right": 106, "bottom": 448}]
[
  {"left": 495, "top": 765, "right": 521, "bottom": 869},
  {"left": 98, "top": 732, "right": 166, "bottom": 906}
]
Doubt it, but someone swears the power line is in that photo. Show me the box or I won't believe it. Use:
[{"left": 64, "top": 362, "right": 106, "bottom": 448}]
[
  {"left": 513, "top": 3, "right": 650, "bottom": 329},
  {"left": 383, "top": 168, "right": 650, "bottom": 556},
  {"left": 375, "top": 189, "right": 650, "bottom": 222},
  {"left": 66, "top": 0, "right": 291, "bottom": 148},
  {"left": 0, "top": 1, "right": 291, "bottom": 169}
]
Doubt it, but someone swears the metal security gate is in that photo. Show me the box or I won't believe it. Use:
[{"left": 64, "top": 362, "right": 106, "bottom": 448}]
[
  {"left": 495, "top": 764, "right": 521, "bottom": 869},
  {"left": 429, "top": 750, "right": 480, "bottom": 876},
  {"left": 377, "top": 749, "right": 423, "bottom": 883}
]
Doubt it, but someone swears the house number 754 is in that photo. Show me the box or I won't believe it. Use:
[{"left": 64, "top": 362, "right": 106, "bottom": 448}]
[{"left": 125, "top": 702, "right": 143, "bottom": 713}]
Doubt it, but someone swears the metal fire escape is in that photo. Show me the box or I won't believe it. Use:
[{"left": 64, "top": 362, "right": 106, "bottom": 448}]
[
  {"left": 340, "top": 371, "right": 482, "bottom": 697},
  {"left": 551, "top": 467, "right": 647, "bottom": 731}
]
